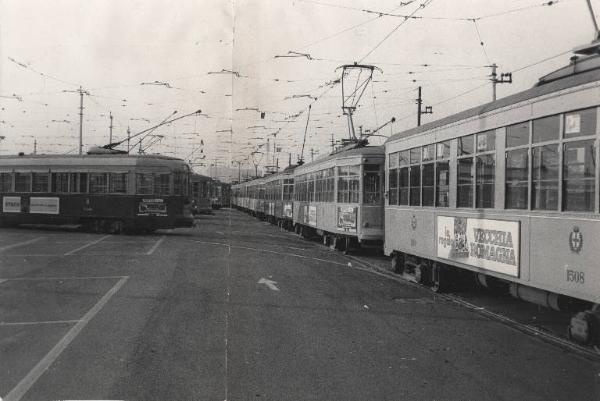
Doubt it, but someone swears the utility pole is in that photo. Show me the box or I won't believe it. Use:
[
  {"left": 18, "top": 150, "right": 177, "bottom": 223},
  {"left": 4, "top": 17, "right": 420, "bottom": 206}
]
[
  {"left": 330, "top": 133, "right": 335, "bottom": 153},
  {"left": 310, "top": 148, "right": 315, "bottom": 162},
  {"left": 489, "top": 63, "right": 512, "bottom": 101},
  {"left": 63, "top": 86, "right": 90, "bottom": 154},
  {"left": 109, "top": 112, "right": 113, "bottom": 143},
  {"left": 127, "top": 126, "right": 131, "bottom": 154},
  {"left": 416, "top": 86, "right": 433, "bottom": 127},
  {"left": 33, "top": 139, "right": 37, "bottom": 155}
]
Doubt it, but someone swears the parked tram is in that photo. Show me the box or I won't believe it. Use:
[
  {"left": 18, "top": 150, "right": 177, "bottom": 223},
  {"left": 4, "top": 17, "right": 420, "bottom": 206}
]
[
  {"left": 190, "top": 173, "right": 214, "bottom": 214},
  {"left": 0, "top": 152, "right": 195, "bottom": 232},
  {"left": 262, "top": 165, "right": 296, "bottom": 229},
  {"left": 293, "top": 144, "right": 384, "bottom": 251},
  {"left": 384, "top": 52, "right": 600, "bottom": 335}
]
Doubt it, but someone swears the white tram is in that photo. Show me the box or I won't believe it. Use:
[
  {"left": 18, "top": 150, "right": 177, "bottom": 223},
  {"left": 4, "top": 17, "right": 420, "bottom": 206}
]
[
  {"left": 384, "top": 52, "right": 600, "bottom": 343},
  {"left": 293, "top": 144, "right": 384, "bottom": 251}
]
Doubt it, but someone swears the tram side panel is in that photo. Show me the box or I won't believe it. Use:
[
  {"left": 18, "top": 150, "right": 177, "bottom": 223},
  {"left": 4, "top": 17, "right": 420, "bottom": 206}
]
[{"left": 529, "top": 216, "right": 599, "bottom": 304}]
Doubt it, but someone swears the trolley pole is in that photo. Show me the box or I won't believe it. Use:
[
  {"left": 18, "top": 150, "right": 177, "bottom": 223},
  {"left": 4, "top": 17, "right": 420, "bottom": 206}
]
[{"left": 416, "top": 86, "right": 433, "bottom": 127}]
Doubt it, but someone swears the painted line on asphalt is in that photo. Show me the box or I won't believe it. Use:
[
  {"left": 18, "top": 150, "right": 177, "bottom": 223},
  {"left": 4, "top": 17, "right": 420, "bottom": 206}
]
[
  {"left": 146, "top": 235, "right": 166, "bottom": 255},
  {"left": 64, "top": 234, "right": 111, "bottom": 256},
  {"left": 3, "top": 275, "right": 129, "bottom": 401},
  {"left": 187, "top": 239, "right": 348, "bottom": 267},
  {"left": 0, "top": 320, "right": 80, "bottom": 326},
  {"left": 1, "top": 275, "right": 128, "bottom": 281},
  {"left": 0, "top": 237, "right": 43, "bottom": 253}
]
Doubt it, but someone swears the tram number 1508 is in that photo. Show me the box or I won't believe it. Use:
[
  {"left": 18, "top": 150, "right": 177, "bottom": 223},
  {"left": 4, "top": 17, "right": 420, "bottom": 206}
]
[{"left": 566, "top": 269, "right": 585, "bottom": 284}]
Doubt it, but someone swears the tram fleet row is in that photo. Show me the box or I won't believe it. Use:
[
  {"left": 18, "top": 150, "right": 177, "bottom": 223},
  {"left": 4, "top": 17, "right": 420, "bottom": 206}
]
[{"left": 231, "top": 53, "right": 600, "bottom": 346}]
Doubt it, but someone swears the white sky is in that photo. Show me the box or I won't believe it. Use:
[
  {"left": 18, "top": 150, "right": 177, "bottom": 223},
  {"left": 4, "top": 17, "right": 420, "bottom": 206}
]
[{"left": 0, "top": 0, "right": 598, "bottom": 177}]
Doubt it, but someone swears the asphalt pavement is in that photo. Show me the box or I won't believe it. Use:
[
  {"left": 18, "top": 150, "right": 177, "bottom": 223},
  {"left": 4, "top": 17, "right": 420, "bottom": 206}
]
[{"left": 0, "top": 209, "right": 598, "bottom": 400}]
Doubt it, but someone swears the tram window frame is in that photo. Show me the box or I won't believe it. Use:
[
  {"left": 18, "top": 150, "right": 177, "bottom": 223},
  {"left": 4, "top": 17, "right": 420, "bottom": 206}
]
[
  {"left": 109, "top": 173, "right": 128, "bottom": 194},
  {"left": 154, "top": 173, "right": 170, "bottom": 195},
  {"left": 505, "top": 122, "right": 530, "bottom": 209},
  {"left": 457, "top": 134, "right": 474, "bottom": 208},
  {"left": 32, "top": 172, "right": 50, "bottom": 193},
  {"left": 52, "top": 172, "right": 69, "bottom": 193},
  {"left": 563, "top": 139, "right": 596, "bottom": 212},
  {"left": 421, "top": 144, "right": 435, "bottom": 206},
  {"left": 398, "top": 150, "right": 409, "bottom": 205},
  {"left": 136, "top": 173, "right": 154, "bottom": 195},
  {"left": 14, "top": 172, "right": 31, "bottom": 193},
  {"left": 435, "top": 140, "right": 451, "bottom": 207},
  {"left": 173, "top": 171, "right": 188, "bottom": 196},
  {"left": 388, "top": 152, "right": 399, "bottom": 206},
  {"left": 0, "top": 172, "right": 12, "bottom": 192},
  {"left": 89, "top": 173, "right": 109, "bottom": 193},
  {"left": 564, "top": 108, "right": 597, "bottom": 139},
  {"left": 532, "top": 114, "right": 560, "bottom": 144},
  {"left": 363, "top": 164, "right": 382, "bottom": 205}
]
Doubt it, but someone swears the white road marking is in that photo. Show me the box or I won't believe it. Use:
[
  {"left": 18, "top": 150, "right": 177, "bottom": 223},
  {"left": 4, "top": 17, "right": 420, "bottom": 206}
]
[
  {"left": 146, "top": 235, "right": 166, "bottom": 255},
  {"left": 258, "top": 277, "right": 280, "bottom": 291},
  {"left": 1, "top": 275, "right": 127, "bottom": 281},
  {"left": 0, "top": 320, "right": 80, "bottom": 326},
  {"left": 3, "top": 276, "right": 128, "bottom": 401},
  {"left": 63, "top": 234, "right": 111, "bottom": 256},
  {"left": 0, "top": 237, "right": 43, "bottom": 253}
]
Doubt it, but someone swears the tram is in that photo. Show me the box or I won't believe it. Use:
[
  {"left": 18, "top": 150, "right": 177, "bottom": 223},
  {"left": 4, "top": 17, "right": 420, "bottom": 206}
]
[
  {"left": 293, "top": 143, "right": 384, "bottom": 251},
  {"left": 262, "top": 165, "right": 296, "bottom": 229},
  {"left": 384, "top": 52, "right": 600, "bottom": 323},
  {"left": 0, "top": 152, "right": 195, "bottom": 232},
  {"left": 190, "top": 173, "right": 213, "bottom": 214}
]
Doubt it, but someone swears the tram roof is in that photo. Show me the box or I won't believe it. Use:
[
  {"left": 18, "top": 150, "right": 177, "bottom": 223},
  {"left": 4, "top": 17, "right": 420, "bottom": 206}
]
[
  {"left": 0, "top": 153, "right": 189, "bottom": 169},
  {"left": 295, "top": 146, "right": 384, "bottom": 172},
  {"left": 386, "top": 54, "right": 600, "bottom": 144}
]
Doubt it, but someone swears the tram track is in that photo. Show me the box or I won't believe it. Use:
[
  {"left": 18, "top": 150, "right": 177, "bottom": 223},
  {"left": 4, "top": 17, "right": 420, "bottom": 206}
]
[{"left": 341, "top": 252, "right": 600, "bottom": 362}]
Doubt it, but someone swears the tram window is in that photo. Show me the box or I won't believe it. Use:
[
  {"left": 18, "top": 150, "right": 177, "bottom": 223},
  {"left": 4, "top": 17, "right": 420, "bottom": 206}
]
[
  {"left": 399, "top": 150, "right": 409, "bottom": 166},
  {"left": 32, "top": 173, "right": 49, "bottom": 193},
  {"left": 476, "top": 154, "right": 495, "bottom": 208},
  {"left": 173, "top": 171, "right": 187, "bottom": 195},
  {"left": 563, "top": 140, "right": 596, "bottom": 212},
  {"left": 564, "top": 108, "right": 597, "bottom": 139},
  {"left": 0, "top": 173, "right": 12, "bottom": 192},
  {"left": 90, "top": 173, "right": 108, "bottom": 193},
  {"left": 436, "top": 141, "right": 450, "bottom": 160},
  {"left": 477, "top": 130, "right": 496, "bottom": 152},
  {"left": 110, "top": 173, "right": 128, "bottom": 194},
  {"left": 52, "top": 173, "right": 69, "bottom": 193},
  {"left": 399, "top": 167, "right": 409, "bottom": 205},
  {"left": 154, "top": 174, "right": 170, "bottom": 195},
  {"left": 506, "top": 122, "right": 529, "bottom": 148},
  {"left": 348, "top": 165, "right": 360, "bottom": 203},
  {"left": 532, "top": 115, "right": 559, "bottom": 143},
  {"left": 457, "top": 158, "right": 474, "bottom": 208},
  {"left": 308, "top": 173, "right": 315, "bottom": 202},
  {"left": 458, "top": 135, "right": 474, "bottom": 156},
  {"left": 505, "top": 149, "right": 529, "bottom": 209},
  {"left": 410, "top": 148, "right": 421, "bottom": 164},
  {"left": 364, "top": 165, "right": 381, "bottom": 204},
  {"left": 136, "top": 173, "right": 153, "bottom": 195},
  {"left": 532, "top": 144, "right": 559, "bottom": 210},
  {"left": 422, "top": 163, "right": 435, "bottom": 206},
  {"left": 326, "top": 168, "right": 335, "bottom": 202},
  {"left": 409, "top": 166, "right": 421, "bottom": 206},
  {"left": 68, "top": 173, "right": 87, "bottom": 193},
  {"left": 435, "top": 161, "right": 449, "bottom": 207},
  {"left": 14, "top": 173, "right": 31, "bottom": 192},
  {"left": 422, "top": 144, "right": 435, "bottom": 162}
]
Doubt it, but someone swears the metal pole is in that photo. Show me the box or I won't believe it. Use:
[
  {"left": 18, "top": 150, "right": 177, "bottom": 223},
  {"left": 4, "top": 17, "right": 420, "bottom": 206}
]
[
  {"left": 79, "top": 86, "right": 84, "bottom": 154},
  {"left": 491, "top": 63, "right": 497, "bottom": 101},
  {"left": 109, "top": 112, "right": 113, "bottom": 143},
  {"left": 127, "top": 127, "right": 131, "bottom": 154},
  {"left": 417, "top": 86, "right": 422, "bottom": 127}
]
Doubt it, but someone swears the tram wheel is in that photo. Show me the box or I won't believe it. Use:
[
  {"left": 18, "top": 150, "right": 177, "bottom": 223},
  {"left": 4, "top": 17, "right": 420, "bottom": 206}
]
[
  {"left": 430, "top": 263, "right": 442, "bottom": 293},
  {"left": 391, "top": 252, "right": 404, "bottom": 274}
]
